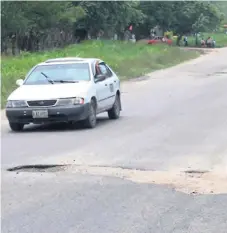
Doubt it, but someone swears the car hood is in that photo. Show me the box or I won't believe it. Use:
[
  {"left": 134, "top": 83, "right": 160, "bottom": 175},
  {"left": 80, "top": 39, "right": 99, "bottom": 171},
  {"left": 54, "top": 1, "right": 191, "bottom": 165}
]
[{"left": 8, "top": 82, "right": 90, "bottom": 100}]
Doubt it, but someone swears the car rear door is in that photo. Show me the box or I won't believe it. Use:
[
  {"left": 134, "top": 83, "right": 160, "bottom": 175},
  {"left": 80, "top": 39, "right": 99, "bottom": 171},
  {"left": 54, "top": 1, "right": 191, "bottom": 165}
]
[{"left": 105, "top": 63, "right": 119, "bottom": 105}]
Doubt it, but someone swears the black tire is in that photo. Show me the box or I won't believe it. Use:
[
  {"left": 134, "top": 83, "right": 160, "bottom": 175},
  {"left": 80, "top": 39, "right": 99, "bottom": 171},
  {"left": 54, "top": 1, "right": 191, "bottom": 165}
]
[
  {"left": 108, "top": 94, "right": 121, "bottom": 119},
  {"left": 83, "top": 100, "right": 97, "bottom": 128},
  {"left": 9, "top": 122, "right": 24, "bottom": 132}
]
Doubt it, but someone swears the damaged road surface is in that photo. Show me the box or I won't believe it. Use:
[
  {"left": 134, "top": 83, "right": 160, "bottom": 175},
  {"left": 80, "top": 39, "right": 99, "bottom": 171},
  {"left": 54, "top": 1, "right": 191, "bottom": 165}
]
[{"left": 2, "top": 48, "right": 227, "bottom": 233}]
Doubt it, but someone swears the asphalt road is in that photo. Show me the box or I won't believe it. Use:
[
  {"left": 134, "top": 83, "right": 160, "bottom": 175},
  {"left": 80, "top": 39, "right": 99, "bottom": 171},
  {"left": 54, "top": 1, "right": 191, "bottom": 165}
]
[{"left": 1, "top": 48, "right": 227, "bottom": 233}]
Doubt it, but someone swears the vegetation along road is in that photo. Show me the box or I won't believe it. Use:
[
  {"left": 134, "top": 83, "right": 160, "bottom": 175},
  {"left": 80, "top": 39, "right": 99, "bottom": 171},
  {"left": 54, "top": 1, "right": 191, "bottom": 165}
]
[
  {"left": 2, "top": 48, "right": 227, "bottom": 233},
  {"left": 1, "top": 41, "right": 200, "bottom": 107}
]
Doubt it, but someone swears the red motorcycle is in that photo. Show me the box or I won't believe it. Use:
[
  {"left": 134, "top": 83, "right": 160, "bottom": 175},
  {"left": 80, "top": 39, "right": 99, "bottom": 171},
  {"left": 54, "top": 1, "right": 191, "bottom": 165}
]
[{"left": 148, "top": 36, "right": 173, "bottom": 46}]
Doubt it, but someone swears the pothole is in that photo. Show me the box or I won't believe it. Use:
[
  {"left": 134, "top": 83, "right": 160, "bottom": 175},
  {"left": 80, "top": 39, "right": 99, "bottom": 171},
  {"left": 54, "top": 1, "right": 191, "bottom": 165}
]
[
  {"left": 184, "top": 169, "right": 209, "bottom": 174},
  {"left": 7, "top": 164, "right": 67, "bottom": 173}
]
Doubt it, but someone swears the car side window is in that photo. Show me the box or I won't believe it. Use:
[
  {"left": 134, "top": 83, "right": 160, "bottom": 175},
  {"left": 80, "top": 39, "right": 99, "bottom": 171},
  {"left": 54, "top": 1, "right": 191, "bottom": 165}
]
[
  {"left": 98, "top": 63, "right": 108, "bottom": 76},
  {"left": 98, "top": 63, "right": 113, "bottom": 78},
  {"left": 94, "top": 62, "right": 106, "bottom": 83},
  {"left": 105, "top": 65, "right": 113, "bottom": 77}
]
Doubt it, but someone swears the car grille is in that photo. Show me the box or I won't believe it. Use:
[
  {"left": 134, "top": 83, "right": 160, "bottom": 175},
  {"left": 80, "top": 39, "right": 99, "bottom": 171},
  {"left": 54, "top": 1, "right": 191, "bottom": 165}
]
[{"left": 27, "top": 100, "right": 57, "bottom": 107}]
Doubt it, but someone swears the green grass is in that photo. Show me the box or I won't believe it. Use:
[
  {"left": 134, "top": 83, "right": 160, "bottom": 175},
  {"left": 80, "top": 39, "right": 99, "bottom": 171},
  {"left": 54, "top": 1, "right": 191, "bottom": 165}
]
[{"left": 1, "top": 40, "right": 199, "bottom": 107}]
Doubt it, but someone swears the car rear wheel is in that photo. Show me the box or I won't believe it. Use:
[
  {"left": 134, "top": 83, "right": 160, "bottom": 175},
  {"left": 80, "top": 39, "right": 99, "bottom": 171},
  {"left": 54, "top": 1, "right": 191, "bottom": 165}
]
[
  {"left": 108, "top": 94, "right": 121, "bottom": 119},
  {"left": 9, "top": 122, "right": 24, "bottom": 132},
  {"left": 83, "top": 100, "right": 97, "bottom": 128}
]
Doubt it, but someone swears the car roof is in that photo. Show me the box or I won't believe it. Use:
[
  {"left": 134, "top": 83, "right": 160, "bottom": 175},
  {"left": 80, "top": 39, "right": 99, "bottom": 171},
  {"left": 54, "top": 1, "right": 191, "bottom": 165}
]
[{"left": 37, "top": 57, "right": 104, "bottom": 66}]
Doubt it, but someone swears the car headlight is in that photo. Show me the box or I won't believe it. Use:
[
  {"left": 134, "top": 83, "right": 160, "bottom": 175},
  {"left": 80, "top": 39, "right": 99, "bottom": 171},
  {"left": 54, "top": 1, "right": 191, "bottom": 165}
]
[
  {"left": 6, "top": 100, "right": 27, "bottom": 108},
  {"left": 56, "top": 97, "right": 84, "bottom": 106}
]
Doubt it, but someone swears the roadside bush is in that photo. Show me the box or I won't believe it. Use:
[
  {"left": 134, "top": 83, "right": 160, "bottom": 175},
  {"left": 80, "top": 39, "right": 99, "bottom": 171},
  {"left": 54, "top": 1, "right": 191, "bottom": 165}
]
[{"left": 164, "top": 31, "right": 174, "bottom": 39}]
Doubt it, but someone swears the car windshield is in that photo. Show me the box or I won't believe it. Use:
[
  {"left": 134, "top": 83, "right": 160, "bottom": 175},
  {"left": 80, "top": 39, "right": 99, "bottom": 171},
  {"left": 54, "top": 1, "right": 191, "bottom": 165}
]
[{"left": 24, "top": 63, "right": 90, "bottom": 85}]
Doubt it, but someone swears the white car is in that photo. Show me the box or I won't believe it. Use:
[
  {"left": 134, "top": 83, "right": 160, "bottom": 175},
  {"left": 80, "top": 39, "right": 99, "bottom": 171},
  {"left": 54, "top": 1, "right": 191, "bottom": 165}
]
[{"left": 5, "top": 57, "right": 122, "bottom": 131}]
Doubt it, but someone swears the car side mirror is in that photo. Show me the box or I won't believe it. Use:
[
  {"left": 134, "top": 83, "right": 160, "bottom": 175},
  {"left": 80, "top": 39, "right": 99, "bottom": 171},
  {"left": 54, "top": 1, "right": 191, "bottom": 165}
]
[
  {"left": 95, "top": 74, "right": 106, "bottom": 83},
  {"left": 16, "top": 79, "right": 24, "bottom": 86}
]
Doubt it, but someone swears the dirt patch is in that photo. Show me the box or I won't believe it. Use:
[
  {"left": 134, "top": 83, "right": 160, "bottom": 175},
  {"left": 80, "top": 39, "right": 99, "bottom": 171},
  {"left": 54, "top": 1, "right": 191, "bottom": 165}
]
[
  {"left": 130, "top": 75, "right": 150, "bottom": 82},
  {"left": 181, "top": 47, "right": 218, "bottom": 55},
  {"left": 127, "top": 170, "right": 227, "bottom": 195},
  {"left": 7, "top": 164, "right": 227, "bottom": 195},
  {"left": 136, "top": 39, "right": 149, "bottom": 44},
  {"left": 66, "top": 165, "right": 227, "bottom": 195}
]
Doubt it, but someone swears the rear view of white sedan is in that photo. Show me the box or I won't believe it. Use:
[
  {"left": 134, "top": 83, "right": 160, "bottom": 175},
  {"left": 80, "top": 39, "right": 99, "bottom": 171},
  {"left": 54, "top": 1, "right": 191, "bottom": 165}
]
[{"left": 5, "top": 57, "right": 122, "bottom": 131}]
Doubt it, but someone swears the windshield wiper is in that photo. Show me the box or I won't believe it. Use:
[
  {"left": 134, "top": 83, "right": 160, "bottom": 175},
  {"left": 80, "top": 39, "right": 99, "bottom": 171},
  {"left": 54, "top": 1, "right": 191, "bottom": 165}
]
[
  {"left": 52, "top": 80, "right": 79, "bottom": 83},
  {"left": 41, "top": 72, "right": 54, "bottom": 84}
]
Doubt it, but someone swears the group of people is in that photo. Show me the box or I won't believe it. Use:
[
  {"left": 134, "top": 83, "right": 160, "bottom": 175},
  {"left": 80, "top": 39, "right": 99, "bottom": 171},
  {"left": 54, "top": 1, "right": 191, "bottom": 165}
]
[
  {"left": 183, "top": 35, "right": 216, "bottom": 48},
  {"left": 200, "top": 37, "right": 216, "bottom": 48}
]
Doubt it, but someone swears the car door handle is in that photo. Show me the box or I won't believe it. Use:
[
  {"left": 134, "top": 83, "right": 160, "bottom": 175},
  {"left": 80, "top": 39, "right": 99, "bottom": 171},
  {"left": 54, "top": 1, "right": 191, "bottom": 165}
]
[
  {"left": 114, "top": 80, "right": 116, "bottom": 83},
  {"left": 105, "top": 84, "right": 108, "bottom": 86}
]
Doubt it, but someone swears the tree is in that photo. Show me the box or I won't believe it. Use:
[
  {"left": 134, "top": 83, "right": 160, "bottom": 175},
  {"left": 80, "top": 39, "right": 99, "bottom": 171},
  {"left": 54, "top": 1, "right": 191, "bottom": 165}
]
[
  {"left": 138, "top": 1, "right": 223, "bottom": 45},
  {"left": 1, "top": 1, "right": 224, "bottom": 54},
  {"left": 170, "top": 1, "right": 223, "bottom": 45},
  {"left": 1, "top": 1, "right": 85, "bottom": 54},
  {"left": 212, "top": 1, "right": 227, "bottom": 24},
  {"left": 1, "top": 1, "right": 29, "bottom": 54},
  {"left": 139, "top": 1, "right": 174, "bottom": 31},
  {"left": 74, "top": 1, "right": 144, "bottom": 39}
]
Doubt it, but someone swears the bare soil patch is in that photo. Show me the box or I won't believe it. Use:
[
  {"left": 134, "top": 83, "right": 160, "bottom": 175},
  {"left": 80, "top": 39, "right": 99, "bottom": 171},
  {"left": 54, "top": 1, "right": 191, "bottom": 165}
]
[
  {"left": 7, "top": 163, "right": 227, "bottom": 195},
  {"left": 66, "top": 165, "right": 227, "bottom": 195}
]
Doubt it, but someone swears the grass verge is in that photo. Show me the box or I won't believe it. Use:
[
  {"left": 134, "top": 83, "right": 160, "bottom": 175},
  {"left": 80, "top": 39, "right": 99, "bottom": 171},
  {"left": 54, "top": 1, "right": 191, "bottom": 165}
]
[{"left": 1, "top": 40, "right": 199, "bottom": 107}]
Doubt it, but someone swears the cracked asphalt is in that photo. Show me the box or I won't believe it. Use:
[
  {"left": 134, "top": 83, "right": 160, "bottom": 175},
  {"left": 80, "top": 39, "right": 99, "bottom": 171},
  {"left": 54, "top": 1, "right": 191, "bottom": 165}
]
[{"left": 1, "top": 48, "right": 227, "bottom": 233}]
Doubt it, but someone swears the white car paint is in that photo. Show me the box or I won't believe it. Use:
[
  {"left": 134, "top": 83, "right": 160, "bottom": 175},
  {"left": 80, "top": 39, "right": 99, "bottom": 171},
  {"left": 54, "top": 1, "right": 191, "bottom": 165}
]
[
  {"left": 8, "top": 82, "right": 91, "bottom": 101},
  {"left": 7, "top": 58, "right": 121, "bottom": 113}
]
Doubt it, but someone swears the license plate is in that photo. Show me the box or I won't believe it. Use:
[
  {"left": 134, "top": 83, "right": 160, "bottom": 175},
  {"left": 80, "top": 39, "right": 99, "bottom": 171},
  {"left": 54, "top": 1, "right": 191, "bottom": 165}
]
[{"left": 32, "top": 110, "right": 48, "bottom": 118}]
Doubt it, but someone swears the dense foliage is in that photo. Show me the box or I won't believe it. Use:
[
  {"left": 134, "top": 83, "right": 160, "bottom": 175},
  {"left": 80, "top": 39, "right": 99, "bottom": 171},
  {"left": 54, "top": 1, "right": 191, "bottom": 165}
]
[{"left": 1, "top": 1, "right": 226, "bottom": 54}]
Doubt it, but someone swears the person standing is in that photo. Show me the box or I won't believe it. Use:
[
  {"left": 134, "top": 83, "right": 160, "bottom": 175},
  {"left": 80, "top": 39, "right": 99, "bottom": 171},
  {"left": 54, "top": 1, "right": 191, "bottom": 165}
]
[
  {"left": 201, "top": 38, "right": 205, "bottom": 47},
  {"left": 183, "top": 36, "right": 188, "bottom": 46},
  {"left": 206, "top": 37, "right": 212, "bottom": 48}
]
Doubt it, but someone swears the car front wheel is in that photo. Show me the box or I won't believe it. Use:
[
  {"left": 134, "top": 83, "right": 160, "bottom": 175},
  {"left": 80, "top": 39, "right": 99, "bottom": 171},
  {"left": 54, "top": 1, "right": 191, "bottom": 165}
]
[
  {"left": 108, "top": 94, "right": 121, "bottom": 119},
  {"left": 9, "top": 122, "right": 24, "bottom": 132},
  {"left": 83, "top": 100, "right": 97, "bottom": 128}
]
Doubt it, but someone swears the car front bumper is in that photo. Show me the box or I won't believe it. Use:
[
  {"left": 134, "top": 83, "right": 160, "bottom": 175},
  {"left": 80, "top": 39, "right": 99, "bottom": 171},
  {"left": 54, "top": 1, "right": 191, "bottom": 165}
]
[{"left": 6, "top": 104, "right": 90, "bottom": 124}]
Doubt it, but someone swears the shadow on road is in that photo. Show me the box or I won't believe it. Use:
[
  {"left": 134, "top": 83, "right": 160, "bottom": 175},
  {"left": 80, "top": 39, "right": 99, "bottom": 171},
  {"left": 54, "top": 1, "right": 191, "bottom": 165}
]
[{"left": 7, "top": 116, "right": 117, "bottom": 134}]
